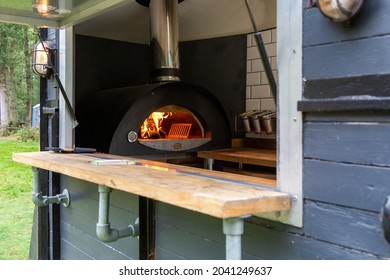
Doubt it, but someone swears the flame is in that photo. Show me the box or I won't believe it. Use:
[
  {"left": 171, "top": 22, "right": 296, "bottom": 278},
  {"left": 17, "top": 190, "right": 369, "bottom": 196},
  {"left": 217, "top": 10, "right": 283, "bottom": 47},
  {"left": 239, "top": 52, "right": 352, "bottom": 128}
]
[{"left": 140, "top": 112, "right": 171, "bottom": 139}]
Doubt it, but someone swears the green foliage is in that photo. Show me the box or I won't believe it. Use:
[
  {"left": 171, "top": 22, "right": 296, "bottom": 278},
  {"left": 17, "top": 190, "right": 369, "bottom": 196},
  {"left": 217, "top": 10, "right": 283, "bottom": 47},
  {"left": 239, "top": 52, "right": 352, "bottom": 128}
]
[
  {"left": 0, "top": 137, "right": 38, "bottom": 259},
  {"left": 14, "top": 126, "right": 39, "bottom": 142},
  {"left": 0, "top": 23, "right": 24, "bottom": 77}
]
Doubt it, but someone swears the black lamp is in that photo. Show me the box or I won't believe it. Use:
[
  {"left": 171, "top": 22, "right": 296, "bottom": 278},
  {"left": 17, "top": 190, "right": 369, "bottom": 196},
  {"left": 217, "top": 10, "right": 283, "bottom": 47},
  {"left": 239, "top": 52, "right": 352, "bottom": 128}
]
[{"left": 32, "top": 31, "right": 79, "bottom": 127}]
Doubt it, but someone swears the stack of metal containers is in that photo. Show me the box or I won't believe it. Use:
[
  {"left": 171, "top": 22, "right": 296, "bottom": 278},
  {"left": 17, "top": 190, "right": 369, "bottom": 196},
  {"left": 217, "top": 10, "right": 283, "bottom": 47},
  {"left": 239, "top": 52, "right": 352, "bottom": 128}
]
[{"left": 239, "top": 110, "right": 276, "bottom": 134}]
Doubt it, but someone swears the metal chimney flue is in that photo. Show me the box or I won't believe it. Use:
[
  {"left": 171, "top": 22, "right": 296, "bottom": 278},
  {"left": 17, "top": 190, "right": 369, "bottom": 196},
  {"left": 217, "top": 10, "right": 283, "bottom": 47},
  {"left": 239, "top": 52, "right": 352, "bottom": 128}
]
[{"left": 144, "top": 0, "right": 182, "bottom": 82}]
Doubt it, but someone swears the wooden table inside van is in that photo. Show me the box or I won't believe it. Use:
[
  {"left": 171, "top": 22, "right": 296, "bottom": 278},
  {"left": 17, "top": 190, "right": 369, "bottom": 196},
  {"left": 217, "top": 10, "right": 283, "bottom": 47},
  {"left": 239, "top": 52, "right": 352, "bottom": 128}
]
[
  {"left": 13, "top": 151, "right": 289, "bottom": 259},
  {"left": 198, "top": 147, "right": 277, "bottom": 170}
]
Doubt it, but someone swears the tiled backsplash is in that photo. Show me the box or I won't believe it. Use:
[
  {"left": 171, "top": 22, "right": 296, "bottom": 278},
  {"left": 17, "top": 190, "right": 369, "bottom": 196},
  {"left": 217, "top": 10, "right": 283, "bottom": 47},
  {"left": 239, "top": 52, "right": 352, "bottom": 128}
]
[{"left": 246, "top": 28, "right": 277, "bottom": 139}]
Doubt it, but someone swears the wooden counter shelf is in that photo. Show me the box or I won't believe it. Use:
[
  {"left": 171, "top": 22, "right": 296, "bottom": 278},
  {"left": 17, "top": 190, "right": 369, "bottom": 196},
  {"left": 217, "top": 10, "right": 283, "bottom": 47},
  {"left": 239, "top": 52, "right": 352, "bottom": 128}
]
[
  {"left": 13, "top": 151, "right": 289, "bottom": 259},
  {"left": 13, "top": 151, "right": 287, "bottom": 219}
]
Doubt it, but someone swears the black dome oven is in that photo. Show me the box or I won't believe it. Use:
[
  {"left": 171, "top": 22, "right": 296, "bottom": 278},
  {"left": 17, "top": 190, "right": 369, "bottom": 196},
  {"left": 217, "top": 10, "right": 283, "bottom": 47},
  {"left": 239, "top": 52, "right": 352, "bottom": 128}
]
[{"left": 76, "top": 81, "right": 230, "bottom": 157}]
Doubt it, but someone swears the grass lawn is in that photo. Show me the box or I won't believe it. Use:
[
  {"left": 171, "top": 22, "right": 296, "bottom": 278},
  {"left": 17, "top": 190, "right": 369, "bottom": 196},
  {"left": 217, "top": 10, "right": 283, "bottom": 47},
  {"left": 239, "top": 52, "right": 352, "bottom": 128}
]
[{"left": 0, "top": 137, "right": 39, "bottom": 260}]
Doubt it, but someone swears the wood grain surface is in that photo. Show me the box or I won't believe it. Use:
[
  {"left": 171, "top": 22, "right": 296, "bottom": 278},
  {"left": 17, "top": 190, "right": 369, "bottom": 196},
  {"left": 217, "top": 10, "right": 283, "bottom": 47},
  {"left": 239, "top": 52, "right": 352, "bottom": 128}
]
[{"left": 13, "top": 152, "right": 288, "bottom": 219}]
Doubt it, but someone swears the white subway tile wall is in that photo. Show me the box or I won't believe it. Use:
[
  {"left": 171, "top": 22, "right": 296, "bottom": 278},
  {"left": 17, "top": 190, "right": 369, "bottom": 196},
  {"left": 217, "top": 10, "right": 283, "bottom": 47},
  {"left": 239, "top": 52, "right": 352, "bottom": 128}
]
[{"left": 246, "top": 29, "right": 277, "bottom": 139}]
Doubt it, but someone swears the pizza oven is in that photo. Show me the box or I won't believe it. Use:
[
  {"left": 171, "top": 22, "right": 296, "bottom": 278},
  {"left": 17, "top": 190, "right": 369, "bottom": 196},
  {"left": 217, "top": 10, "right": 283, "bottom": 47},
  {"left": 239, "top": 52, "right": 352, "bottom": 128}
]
[
  {"left": 76, "top": 0, "right": 231, "bottom": 158},
  {"left": 76, "top": 81, "right": 230, "bottom": 157}
]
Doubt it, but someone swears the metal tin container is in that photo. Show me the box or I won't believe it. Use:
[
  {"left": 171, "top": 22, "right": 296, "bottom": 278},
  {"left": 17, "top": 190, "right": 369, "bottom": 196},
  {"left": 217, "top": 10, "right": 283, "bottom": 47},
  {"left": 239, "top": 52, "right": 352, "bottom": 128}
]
[
  {"left": 260, "top": 112, "right": 276, "bottom": 134},
  {"left": 239, "top": 111, "right": 257, "bottom": 133},
  {"left": 249, "top": 110, "right": 271, "bottom": 134}
]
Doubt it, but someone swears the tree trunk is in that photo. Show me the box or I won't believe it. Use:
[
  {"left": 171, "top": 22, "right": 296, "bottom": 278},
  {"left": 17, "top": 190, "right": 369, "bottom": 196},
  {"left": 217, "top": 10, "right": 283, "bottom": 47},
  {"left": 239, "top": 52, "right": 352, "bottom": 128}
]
[
  {"left": 23, "top": 26, "right": 33, "bottom": 128},
  {"left": 0, "top": 84, "right": 8, "bottom": 136},
  {"left": 0, "top": 66, "right": 19, "bottom": 135},
  {"left": 5, "top": 66, "right": 19, "bottom": 126}
]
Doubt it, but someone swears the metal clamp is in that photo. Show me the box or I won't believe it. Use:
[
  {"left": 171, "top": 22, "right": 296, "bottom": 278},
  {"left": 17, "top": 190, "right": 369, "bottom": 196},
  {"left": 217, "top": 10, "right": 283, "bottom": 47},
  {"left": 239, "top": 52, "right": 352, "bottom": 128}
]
[
  {"left": 32, "top": 189, "right": 70, "bottom": 208},
  {"left": 32, "top": 167, "right": 71, "bottom": 208}
]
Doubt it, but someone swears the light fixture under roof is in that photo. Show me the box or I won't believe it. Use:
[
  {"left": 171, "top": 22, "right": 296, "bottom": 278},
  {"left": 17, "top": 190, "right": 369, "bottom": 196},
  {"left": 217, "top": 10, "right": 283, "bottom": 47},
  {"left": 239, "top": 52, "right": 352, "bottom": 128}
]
[{"left": 32, "top": 0, "right": 71, "bottom": 18}]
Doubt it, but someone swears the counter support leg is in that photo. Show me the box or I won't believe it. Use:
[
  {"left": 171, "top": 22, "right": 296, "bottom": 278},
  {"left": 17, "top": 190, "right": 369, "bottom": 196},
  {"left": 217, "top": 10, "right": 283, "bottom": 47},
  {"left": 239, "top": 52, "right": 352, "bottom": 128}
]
[
  {"left": 204, "top": 158, "right": 214, "bottom": 170},
  {"left": 223, "top": 217, "right": 245, "bottom": 260}
]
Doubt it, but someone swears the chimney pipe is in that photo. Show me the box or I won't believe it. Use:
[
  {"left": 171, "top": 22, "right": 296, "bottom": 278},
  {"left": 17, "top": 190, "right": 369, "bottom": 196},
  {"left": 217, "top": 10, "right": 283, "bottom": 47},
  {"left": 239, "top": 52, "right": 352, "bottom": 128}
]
[{"left": 147, "top": 0, "right": 181, "bottom": 82}]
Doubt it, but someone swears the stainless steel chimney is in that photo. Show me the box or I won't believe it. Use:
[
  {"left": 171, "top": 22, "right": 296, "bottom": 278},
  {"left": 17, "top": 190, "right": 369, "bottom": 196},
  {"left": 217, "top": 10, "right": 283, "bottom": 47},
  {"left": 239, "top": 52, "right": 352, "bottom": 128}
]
[{"left": 139, "top": 0, "right": 182, "bottom": 82}]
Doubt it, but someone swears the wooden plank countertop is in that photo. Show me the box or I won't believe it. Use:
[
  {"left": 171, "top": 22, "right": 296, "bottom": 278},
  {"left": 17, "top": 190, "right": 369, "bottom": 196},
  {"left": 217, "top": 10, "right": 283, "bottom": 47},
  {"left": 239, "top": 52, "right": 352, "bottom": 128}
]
[
  {"left": 197, "top": 147, "right": 277, "bottom": 168},
  {"left": 13, "top": 152, "right": 289, "bottom": 219}
]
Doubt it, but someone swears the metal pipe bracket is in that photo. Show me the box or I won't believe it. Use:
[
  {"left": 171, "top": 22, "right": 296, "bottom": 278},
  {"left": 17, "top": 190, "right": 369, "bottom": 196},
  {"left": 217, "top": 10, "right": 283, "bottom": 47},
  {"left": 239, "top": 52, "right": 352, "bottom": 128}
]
[{"left": 32, "top": 189, "right": 71, "bottom": 208}]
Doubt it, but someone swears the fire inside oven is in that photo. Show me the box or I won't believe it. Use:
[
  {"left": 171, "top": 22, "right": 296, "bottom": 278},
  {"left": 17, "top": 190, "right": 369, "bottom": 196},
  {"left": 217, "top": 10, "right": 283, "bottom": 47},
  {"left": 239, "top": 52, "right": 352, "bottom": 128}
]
[{"left": 132, "top": 105, "right": 211, "bottom": 151}]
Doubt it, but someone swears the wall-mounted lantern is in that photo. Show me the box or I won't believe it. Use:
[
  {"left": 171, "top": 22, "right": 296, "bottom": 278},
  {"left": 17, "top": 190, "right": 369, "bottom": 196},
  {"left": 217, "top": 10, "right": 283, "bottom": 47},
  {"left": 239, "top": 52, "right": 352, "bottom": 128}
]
[
  {"left": 32, "top": 30, "right": 79, "bottom": 127},
  {"left": 32, "top": 41, "right": 52, "bottom": 78},
  {"left": 308, "top": 0, "right": 364, "bottom": 23}
]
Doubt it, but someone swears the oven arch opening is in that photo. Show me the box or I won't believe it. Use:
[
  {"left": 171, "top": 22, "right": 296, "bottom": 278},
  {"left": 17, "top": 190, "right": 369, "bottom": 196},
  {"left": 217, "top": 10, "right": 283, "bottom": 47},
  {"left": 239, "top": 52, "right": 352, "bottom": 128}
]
[{"left": 134, "top": 105, "right": 212, "bottom": 151}]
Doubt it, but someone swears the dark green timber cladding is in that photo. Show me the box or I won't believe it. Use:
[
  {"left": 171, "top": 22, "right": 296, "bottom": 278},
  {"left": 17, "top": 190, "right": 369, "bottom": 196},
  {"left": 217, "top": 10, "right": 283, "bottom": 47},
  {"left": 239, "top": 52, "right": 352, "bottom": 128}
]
[
  {"left": 59, "top": 174, "right": 387, "bottom": 259},
  {"left": 299, "top": 0, "right": 390, "bottom": 111},
  {"left": 59, "top": 176, "right": 139, "bottom": 260},
  {"left": 300, "top": 0, "right": 390, "bottom": 260},
  {"left": 58, "top": 0, "right": 390, "bottom": 259}
]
